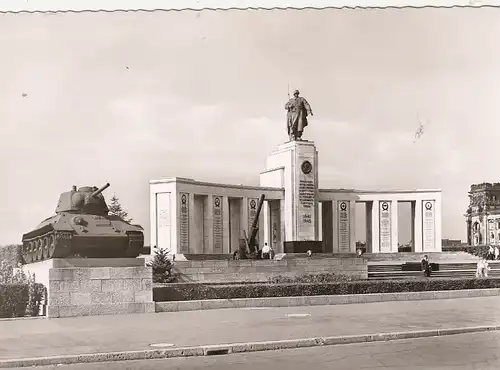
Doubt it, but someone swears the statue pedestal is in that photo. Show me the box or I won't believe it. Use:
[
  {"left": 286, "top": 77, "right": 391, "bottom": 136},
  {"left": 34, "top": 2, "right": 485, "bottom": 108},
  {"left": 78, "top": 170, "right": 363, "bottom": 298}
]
[{"left": 260, "top": 140, "right": 319, "bottom": 243}]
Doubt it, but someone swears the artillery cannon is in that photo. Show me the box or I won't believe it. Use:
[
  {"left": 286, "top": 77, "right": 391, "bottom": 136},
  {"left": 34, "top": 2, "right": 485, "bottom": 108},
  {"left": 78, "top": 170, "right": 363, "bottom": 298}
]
[
  {"left": 21, "top": 183, "right": 144, "bottom": 264},
  {"left": 238, "top": 194, "right": 265, "bottom": 259}
]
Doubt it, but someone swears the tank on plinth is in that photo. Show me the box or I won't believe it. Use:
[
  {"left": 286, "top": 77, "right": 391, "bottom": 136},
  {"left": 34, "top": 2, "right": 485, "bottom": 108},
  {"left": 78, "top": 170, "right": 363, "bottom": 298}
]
[{"left": 21, "top": 183, "right": 144, "bottom": 264}]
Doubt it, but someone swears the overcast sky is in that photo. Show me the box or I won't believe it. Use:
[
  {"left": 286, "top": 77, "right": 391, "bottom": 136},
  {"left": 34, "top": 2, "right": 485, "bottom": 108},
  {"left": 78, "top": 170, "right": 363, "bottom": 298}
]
[{"left": 1, "top": 7, "right": 499, "bottom": 246}]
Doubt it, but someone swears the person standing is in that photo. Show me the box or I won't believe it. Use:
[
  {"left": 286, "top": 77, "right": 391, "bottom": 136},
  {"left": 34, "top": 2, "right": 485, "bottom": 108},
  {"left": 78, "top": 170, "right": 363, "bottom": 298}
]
[{"left": 421, "top": 255, "right": 431, "bottom": 277}]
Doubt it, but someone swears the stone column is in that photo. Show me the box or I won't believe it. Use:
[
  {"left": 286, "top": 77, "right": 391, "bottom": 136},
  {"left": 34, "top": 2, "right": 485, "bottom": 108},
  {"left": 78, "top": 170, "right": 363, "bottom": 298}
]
[
  {"left": 349, "top": 201, "right": 356, "bottom": 253},
  {"left": 318, "top": 202, "right": 323, "bottom": 242},
  {"left": 331, "top": 200, "right": 339, "bottom": 253},
  {"left": 366, "top": 202, "right": 373, "bottom": 253},
  {"left": 269, "top": 200, "right": 281, "bottom": 252},
  {"left": 222, "top": 196, "right": 230, "bottom": 254},
  {"left": 260, "top": 140, "right": 318, "bottom": 242},
  {"left": 434, "top": 197, "right": 442, "bottom": 251},
  {"left": 337, "top": 200, "right": 351, "bottom": 253},
  {"left": 263, "top": 200, "right": 270, "bottom": 247},
  {"left": 370, "top": 201, "right": 380, "bottom": 253},
  {"left": 242, "top": 197, "right": 250, "bottom": 240},
  {"left": 391, "top": 200, "right": 399, "bottom": 252},
  {"left": 204, "top": 195, "right": 214, "bottom": 253},
  {"left": 413, "top": 200, "right": 423, "bottom": 252},
  {"left": 466, "top": 219, "right": 472, "bottom": 246}
]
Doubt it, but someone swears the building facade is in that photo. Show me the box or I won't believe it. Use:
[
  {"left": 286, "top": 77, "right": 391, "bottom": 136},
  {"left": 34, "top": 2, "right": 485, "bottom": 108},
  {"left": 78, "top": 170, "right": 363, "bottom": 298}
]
[{"left": 465, "top": 183, "right": 500, "bottom": 246}]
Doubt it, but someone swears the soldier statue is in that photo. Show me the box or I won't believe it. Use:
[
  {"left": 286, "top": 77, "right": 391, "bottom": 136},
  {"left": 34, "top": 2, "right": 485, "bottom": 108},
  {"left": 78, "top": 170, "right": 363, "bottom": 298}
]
[{"left": 285, "top": 89, "right": 313, "bottom": 141}]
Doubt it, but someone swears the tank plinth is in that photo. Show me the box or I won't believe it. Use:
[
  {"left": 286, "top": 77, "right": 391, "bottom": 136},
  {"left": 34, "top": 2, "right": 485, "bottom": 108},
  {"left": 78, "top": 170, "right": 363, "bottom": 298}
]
[{"left": 22, "top": 258, "right": 154, "bottom": 318}]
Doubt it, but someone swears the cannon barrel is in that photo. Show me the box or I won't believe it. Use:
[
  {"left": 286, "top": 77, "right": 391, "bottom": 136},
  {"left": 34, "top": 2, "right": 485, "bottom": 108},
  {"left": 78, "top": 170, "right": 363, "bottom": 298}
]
[
  {"left": 248, "top": 194, "right": 265, "bottom": 253},
  {"left": 91, "top": 183, "right": 110, "bottom": 198}
]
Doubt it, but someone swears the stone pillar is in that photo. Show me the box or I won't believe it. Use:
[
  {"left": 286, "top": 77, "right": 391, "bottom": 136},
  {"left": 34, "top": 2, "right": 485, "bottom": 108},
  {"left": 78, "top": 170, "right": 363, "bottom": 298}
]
[
  {"left": 391, "top": 201, "right": 399, "bottom": 252},
  {"left": 318, "top": 202, "right": 323, "bottom": 242},
  {"left": 349, "top": 201, "right": 356, "bottom": 253},
  {"left": 192, "top": 195, "right": 205, "bottom": 254},
  {"left": 260, "top": 140, "right": 319, "bottom": 242},
  {"left": 154, "top": 192, "right": 175, "bottom": 254},
  {"left": 178, "top": 192, "right": 190, "bottom": 254},
  {"left": 413, "top": 200, "right": 423, "bottom": 252},
  {"left": 204, "top": 195, "right": 214, "bottom": 253},
  {"left": 337, "top": 200, "right": 352, "bottom": 253},
  {"left": 370, "top": 201, "right": 380, "bottom": 253},
  {"left": 188, "top": 193, "right": 195, "bottom": 254},
  {"left": 211, "top": 195, "right": 224, "bottom": 254},
  {"left": 228, "top": 197, "right": 242, "bottom": 254},
  {"left": 242, "top": 197, "right": 250, "bottom": 240},
  {"left": 422, "top": 200, "right": 437, "bottom": 252},
  {"left": 263, "top": 200, "right": 270, "bottom": 247},
  {"left": 366, "top": 202, "right": 373, "bottom": 253},
  {"left": 378, "top": 201, "right": 392, "bottom": 253},
  {"left": 434, "top": 197, "right": 443, "bottom": 251},
  {"left": 321, "top": 201, "right": 333, "bottom": 253},
  {"left": 270, "top": 200, "right": 282, "bottom": 253},
  {"left": 466, "top": 219, "right": 472, "bottom": 246},
  {"left": 331, "top": 200, "right": 339, "bottom": 253},
  {"left": 222, "top": 196, "right": 230, "bottom": 254}
]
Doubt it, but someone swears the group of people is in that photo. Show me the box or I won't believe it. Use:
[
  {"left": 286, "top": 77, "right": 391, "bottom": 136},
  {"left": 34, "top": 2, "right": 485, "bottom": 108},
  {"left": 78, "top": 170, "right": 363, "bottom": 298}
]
[
  {"left": 487, "top": 246, "right": 500, "bottom": 261},
  {"left": 475, "top": 246, "right": 500, "bottom": 278}
]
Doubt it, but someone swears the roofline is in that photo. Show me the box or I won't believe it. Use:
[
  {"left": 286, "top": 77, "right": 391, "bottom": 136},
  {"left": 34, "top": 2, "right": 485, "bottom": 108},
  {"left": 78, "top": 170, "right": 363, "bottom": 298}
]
[
  {"left": 149, "top": 177, "right": 284, "bottom": 192},
  {"left": 320, "top": 188, "right": 442, "bottom": 194}
]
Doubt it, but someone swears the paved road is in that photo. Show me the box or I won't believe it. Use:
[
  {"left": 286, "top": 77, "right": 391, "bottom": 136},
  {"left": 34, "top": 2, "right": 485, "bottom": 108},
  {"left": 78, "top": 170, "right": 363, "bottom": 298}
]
[
  {"left": 2, "top": 296, "right": 500, "bottom": 361},
  {"left": 9, "top": 331, "right": 500, "bottom": 369}
]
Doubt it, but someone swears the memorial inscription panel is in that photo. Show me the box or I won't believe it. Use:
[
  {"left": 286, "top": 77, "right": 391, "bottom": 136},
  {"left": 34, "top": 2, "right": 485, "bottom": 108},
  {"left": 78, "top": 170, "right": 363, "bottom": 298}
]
[
  {"left": 156, "top": 192, "right": 171, "bottom": 251},
  {"left": 338, "top": 201, "right": 350, "bottom": 253},
  {"left": 213, "top": 195, "right": 223, "bottom": 253},
  {"left": 422, "top": 200, "right": 435, "bottom": 250},
  {"left": 179, "top": 193, "right": 189, "bottom": 254},
  {"left": 379, "top": 201, "right": 392, "bottom": 252},
  {"left": 296, "top": 157, "right": 316, "bottom": 239}
]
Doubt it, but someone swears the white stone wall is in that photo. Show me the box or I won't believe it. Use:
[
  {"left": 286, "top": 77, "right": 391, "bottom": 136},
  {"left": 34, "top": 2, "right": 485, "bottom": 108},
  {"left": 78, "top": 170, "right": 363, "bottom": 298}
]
[{"left": 149, "top": 144, "right": 443, "bottom": 255}]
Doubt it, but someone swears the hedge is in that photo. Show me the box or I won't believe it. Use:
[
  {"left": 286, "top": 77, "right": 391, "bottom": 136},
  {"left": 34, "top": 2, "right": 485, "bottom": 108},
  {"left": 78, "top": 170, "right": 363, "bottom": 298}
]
[
  {"left": 0, "top": 284, "right": 29, "bottom": 318},
  {"left": 153, "top": 277, "right": 500, "bottom": 302}
]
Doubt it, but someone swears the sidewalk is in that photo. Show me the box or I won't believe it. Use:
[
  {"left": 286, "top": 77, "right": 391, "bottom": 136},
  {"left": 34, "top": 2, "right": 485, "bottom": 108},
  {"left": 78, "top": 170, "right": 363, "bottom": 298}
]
[{"left": 2, "top": 295, "right": 500, "bottom": 361}]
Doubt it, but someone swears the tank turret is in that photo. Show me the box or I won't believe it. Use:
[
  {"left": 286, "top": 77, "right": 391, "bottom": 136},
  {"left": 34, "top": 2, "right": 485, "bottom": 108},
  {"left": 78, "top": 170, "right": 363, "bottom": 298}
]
[{"left": 21, "top": 183, "right": 144, "bottom": 264}]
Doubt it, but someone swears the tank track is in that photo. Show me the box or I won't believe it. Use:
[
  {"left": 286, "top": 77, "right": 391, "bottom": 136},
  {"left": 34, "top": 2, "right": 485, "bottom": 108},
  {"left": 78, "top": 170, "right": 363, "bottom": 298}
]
[{"left": 22, "top": 230, "right": 72, "bottom": 264}]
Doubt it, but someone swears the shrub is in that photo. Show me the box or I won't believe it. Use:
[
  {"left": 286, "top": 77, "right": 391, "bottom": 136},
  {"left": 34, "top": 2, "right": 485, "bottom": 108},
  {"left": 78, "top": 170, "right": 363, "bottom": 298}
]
[
  {"left": 147, "top": 248, "right": 177, "bottom": 283},
  {"left": 268, "top": 273, "right": 355, "bottom": 284},
  {"left": 0, "top": 284, "right": 29, "bottom": 318},
  {"left": 0, "top": 261, "right": 46, "bottom": 318},
  {"left": 153, "top": 277, "right": 500, "bottom": 302}
]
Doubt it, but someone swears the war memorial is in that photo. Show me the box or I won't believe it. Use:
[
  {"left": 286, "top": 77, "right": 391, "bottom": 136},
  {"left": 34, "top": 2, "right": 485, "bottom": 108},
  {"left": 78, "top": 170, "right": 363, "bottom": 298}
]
[
  {"left": 150, "top": 90, "right": 442, "bottom": 259},
  {"left": 17, "top": 90, "right": 443, "bottom": 318}
]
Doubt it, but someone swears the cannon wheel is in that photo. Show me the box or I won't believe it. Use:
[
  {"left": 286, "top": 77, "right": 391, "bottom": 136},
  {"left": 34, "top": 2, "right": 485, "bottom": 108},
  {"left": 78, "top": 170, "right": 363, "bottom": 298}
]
[
  {"left": 28, "top": 241, "right": 35, "bottom": 263},
  {"left": 48, "top": 234, "right": 56, "bottom": 259},
  {"left": 42, "top": 236, "right": 49, "bottom": 260},
  {"left": 36, "top": 239, "right": 43, "bottom": 261},
  {"left": 21, "top": 244, "right": 31, "bottom": 264}
]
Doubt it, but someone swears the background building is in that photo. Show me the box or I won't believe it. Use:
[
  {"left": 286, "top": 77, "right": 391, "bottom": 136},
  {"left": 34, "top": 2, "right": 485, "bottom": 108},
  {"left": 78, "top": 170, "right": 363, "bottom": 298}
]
[{"left": 465, "top": 183, "right": 500, "bottom": 246}]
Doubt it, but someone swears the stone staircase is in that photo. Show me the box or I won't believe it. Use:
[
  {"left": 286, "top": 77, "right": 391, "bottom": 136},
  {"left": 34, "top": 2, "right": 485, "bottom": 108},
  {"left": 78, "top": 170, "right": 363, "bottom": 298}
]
[
  {"left": 368, "top": 260, "right": 500, "bottom": 280},
  {"left": 364, "top": 251, "right": 481, "bottom": 263}
]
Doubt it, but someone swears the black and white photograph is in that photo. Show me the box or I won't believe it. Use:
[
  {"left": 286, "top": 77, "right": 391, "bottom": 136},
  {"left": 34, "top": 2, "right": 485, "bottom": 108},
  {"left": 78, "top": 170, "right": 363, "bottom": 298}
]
[{"left": 1, "top": 1, "right": 500, "bottom": 369}]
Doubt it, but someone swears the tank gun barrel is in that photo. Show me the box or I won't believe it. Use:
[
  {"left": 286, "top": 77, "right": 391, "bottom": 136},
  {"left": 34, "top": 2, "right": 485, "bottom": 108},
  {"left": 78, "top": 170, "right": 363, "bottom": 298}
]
[{"left": 91, "top": 183, "right": 110, "bottom": 198}]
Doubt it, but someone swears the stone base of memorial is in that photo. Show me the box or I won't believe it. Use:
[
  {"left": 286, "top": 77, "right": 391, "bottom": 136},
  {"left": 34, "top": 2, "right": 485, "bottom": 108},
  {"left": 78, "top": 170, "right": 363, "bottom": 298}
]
[{"left": 22, "top": 258, "right": 154, "bottom": 318}]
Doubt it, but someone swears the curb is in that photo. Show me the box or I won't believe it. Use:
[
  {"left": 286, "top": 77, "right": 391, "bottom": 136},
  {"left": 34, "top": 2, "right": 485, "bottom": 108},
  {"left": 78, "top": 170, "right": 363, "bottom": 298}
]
[
  {"left": 155, "top": 288, "right": 500, "bottom": 312},
  {"left": 1, "top": 325, "right": 499, "bottom": 368}
]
